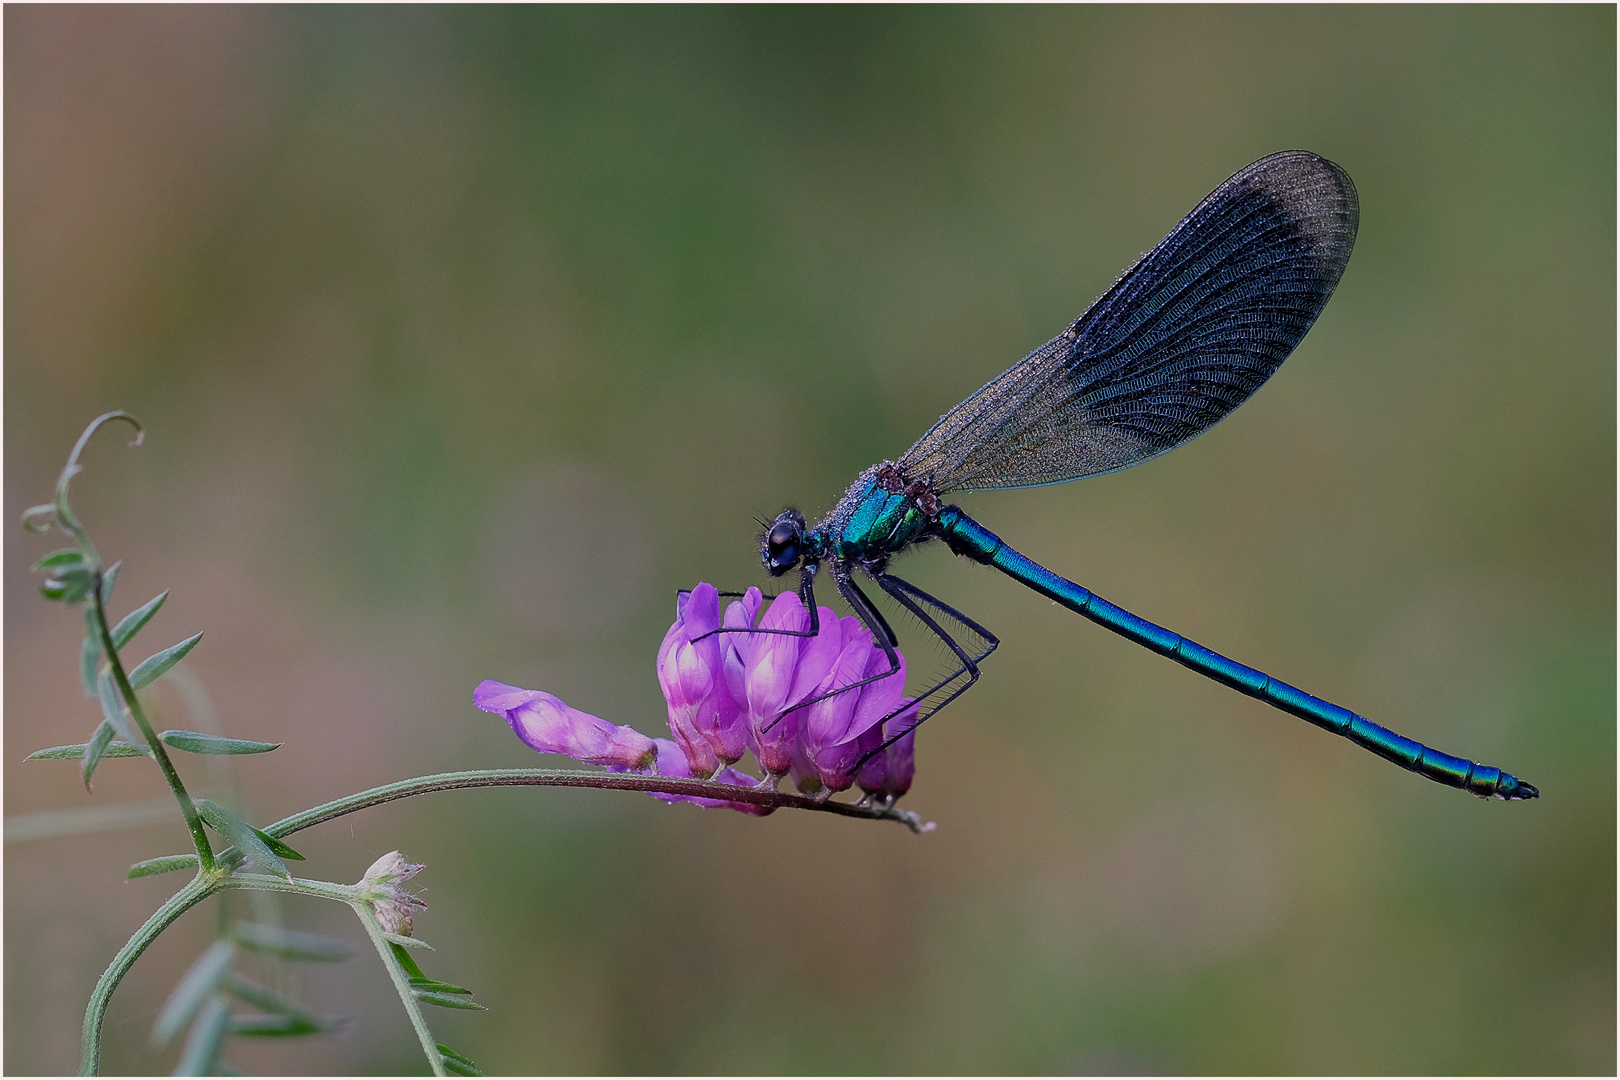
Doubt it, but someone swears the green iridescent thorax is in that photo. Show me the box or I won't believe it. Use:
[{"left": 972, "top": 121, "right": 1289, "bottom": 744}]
[{"left": 832, "top": 480, "right": 934, "bottom": 564}]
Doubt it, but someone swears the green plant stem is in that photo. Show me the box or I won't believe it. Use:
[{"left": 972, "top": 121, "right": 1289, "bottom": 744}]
[
  {"left": 91, "top": 585, "right": 214, "bottom": 870},
  {"left": 81, "top": 773, "right": 927, "bottom": 1072},
  {"left": 219, "top": 872, "right": 360, "bottom": 902},
  {"left": 244, "top": 768, "right": 929, "bottom": 851},
  {"left": 80, "top": 871, "right": 365, "bottom": 1075},
  {"left": 217, "top": 874, "right": 446, "bottom": 1074},
  {"left": 44, "top": 413, "right": 210, "bottom": 860},
  {"left": 50, "top": 412, "right": 141, "bottom": 566},
  {"left": 352, "top": 901, "right": 447, "bottom": 1076},
  {"left": 79, "top": 874, "right": 225, "bottom": 1076}
]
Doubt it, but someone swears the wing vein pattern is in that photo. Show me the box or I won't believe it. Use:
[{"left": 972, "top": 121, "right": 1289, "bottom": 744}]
[{"left": 899, "top": 151, "right": 1359, "bottom": 492}]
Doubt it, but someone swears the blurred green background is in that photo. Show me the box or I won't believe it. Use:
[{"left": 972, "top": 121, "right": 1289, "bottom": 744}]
[{"left": 6, "top": 6, "right": 1613, "bottom": 1075}]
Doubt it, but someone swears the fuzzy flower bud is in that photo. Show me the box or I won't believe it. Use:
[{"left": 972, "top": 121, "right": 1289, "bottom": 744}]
[{"left": 357, "top": 850, "right": 427, "bottom": 936}]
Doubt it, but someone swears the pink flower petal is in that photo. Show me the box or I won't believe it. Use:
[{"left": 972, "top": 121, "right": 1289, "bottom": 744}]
[{"left": 475, "top": 680, "right": 656, "bottom": 770}]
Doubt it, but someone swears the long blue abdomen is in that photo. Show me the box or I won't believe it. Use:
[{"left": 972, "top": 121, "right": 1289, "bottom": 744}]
[{"left": 937, "top": 506, "right": 1536, "bottom": 800}]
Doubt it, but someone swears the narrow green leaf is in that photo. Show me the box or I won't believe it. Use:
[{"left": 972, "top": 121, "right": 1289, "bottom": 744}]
[
  {"left": 32, "top": 548, "right": 85, "bottom": 571},
  {"left": 80, "top": 609, "right": 101, "bottom": 697},
  {"left": 174, "top": 994, "right": 230, "bottom": 1076},
  {"left": 228, "top": 1013, "right": 335, "bottom": 1037},
  {"left": 413, "top": 990, "right": 487, "bottom": 1011},
  {"left": 81, "top": 720, "right": 117, "bottom": 788},
  {"left": 439, "top": 1044, "right": 486, "bottom": 1077},
  {"left": 194, "top": 800, "right": 289, "bottom": 880},
  {"left": 29, "top": 740, "right": 145, "bottom": 760},
  {"left": 389, "top": 941, "right": 428, "bottom": 980},
  {"left": 99, "top": 559, "right": 121, "bottom": 605},
  {"left": 225, "top": 974, "right": 304, "bottom": 1016},
  {"left": 223, "top": 975, "right": 347, "bottom": 1039},
  {"left": 250, "top": 828, "right": 304, "bottom": 860},
  {"left": 129, "top": 854, "right": 201, "bottom": 879},
  {"left": 153, "top": 940, "right": 234, "bottom": 1047},
  {"left": 97, "top": 670, "right": 141, "bottom": 748},
  {"left": 409, "top": 977, "right": 472, "bottom": 996},
  {"left": 129, "top": 631, "right": 203, "bottom": 690},
  {"left": 383, "top": 932, "right": 434, "bottom": 951},
  {"left": 159, "top": 730, "right": 281, "bottom": 756},
  {"left": 231, "top": 922, "right": 354, "bottom": 962},
  {"left": 111, "top": 589, "right": 168, "bottom": 650}
]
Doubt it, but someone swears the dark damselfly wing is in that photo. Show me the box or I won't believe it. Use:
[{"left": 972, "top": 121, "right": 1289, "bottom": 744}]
[{"left": 899, "top": 151, "right": 1358, "bottom": 493}]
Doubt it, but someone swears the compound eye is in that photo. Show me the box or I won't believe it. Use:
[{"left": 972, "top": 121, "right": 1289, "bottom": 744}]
[
  {"left": 761, "top": 510, "right": 807, "bottom": 576},
  {"left": 769, "top": 534, "right": 800, "bottom": 567}
]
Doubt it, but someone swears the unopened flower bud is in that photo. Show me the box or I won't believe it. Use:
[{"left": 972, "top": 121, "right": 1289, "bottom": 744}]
[
  {"left": 475, "top": 680, "right": 657, "bottom": 770},
  {"left": 857, "top": 707, "right": 919, "bottom": 804},
  {"left": 357, "top": 850, "right": 427, "bottom": 936}
]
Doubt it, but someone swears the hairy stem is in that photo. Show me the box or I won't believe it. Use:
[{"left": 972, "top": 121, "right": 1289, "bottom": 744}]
[
  {"left": 217, "top": 872, "right": 360, "bottom": 902},
  {"left": 79, "top": 875, "right": 225, "bottom": 1076},
  {"left": 243, "top": 768, "right": 930, "bottom": 851},
  {"left": 352, "top": 902, "right": 447, "bottom": 1076},
  {"left": 79, "top": 772, "right": 926, "bottom": 1072},
  {"left": 91, "top": 584, "right": 214, "bottom": 870}
]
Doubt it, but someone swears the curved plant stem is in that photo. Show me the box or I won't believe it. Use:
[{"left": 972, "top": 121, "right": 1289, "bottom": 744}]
[
  {"left": 249, "top": 768, "right": 931, "bottom": 847},
  {"left": 79, "top": 874, "right": 225, "bottom": 1076},
  {"left": 46, "top": 411, "right": 142, "bottom": 564},
  {"left": 78, "top": 774, "right": 928, "bottom": 1073},
  {"left": 80, "top": 773, "right": 927, "bottom": 1073},
  {"left": 81, "top": 873, "right": 359, "bottom": 1075},
  {"left": 217, "top": 872, "right": 359, "bottom": 902}
]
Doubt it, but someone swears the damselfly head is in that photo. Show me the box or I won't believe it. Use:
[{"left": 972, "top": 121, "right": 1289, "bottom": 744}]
[{"left": 760, "top": 509, "right": 807, "bottom": 576}]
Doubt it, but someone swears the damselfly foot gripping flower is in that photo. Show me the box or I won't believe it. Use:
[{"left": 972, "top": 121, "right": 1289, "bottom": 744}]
[{"left": 476, "top": 582, "right": 919, "bottom": 813}]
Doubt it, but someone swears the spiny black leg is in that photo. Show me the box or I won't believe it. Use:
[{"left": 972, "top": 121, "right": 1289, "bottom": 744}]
[
  {"left": 853, "top": 672, "right": 978, "bottom": 772},
  {"left": 848, "top": 574, "right": 998, "bottom": 772},
  {"left": 844, "top": 575, "right": 899, "bottom": 648},
  {"left": 874, "top": 574, "right": 980, "bottom": 712},
  {"left": 760, "top": 569, "right": 905, "bottom": 732},
  {"left": 881, "top": 574, "right": 999, "bottom": 665},
  {"left": 695, "top": 562, "right": 822, "bottom": 643},
  {"left": 680, "top": 587, "right": 787, "bottom": 609}
]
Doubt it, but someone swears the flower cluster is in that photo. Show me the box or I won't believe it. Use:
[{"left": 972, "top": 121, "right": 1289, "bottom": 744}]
[{"left": 475, "top": 582, "right": 919, "bottom": 813}]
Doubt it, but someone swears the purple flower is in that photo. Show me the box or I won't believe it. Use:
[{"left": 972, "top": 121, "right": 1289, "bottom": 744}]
[
  {"left": 856, "top": 709, "right": 919, "bottom": 804},
  {"left": 478, "top": 581, "right": 921, "bottom": 814},
  {"left": 475, "top": 681, "right": 657, "bottom": 771},
  {"left": 638, "top": 738, "right": 771, "bottom": 816},
  {"left": 656, "top": 583, "right": 751, "bottom": 777},
  {"left": 799, "top": 629, "right": 909, "bottom": 794},
  {"left": 739, "top": 592, "right": 819, "bottom": 782}
]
